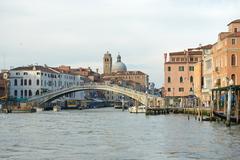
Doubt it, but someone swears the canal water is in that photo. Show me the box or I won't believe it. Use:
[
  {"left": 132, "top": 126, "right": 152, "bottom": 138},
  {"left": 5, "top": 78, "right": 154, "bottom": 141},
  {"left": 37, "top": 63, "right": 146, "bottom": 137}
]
[{"left": 0, "top": 108, "right": 240, "bottom": 160}]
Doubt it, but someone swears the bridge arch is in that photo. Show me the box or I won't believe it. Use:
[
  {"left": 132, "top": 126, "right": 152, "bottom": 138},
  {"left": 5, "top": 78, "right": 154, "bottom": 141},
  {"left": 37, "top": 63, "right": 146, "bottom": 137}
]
[{"left": 28, "top": 84, "right": 164, "bottom": 107}]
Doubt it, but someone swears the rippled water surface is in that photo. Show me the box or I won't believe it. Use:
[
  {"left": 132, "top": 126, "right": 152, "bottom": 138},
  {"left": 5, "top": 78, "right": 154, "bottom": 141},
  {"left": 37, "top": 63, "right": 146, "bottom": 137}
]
[{"left": 1, "top": 108, "right": 240, "bottom": 160}]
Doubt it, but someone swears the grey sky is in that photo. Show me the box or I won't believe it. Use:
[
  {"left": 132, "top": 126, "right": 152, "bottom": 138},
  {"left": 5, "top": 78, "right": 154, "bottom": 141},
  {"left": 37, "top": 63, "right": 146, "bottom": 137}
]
[{"left": 1, "top": 0, "right": 240, "bottom": 87}]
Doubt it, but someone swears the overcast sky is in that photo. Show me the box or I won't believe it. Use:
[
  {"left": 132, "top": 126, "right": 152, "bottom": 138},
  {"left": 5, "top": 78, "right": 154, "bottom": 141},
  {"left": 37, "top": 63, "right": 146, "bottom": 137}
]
[{"left": 1, "top": 0, "right": 240, "bottom": 87}]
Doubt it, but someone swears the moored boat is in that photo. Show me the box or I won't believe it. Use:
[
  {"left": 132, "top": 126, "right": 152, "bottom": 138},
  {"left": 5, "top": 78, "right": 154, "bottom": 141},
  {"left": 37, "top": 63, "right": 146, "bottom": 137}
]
[
  {"left": 36, "top": 107, "right": 44, "bottom": 112},
  {"left": 128, "top": 105, "right": 146, "bottom": 113},
  {"left": 53, "top": 105, "right": 61, "bottom": 112}
]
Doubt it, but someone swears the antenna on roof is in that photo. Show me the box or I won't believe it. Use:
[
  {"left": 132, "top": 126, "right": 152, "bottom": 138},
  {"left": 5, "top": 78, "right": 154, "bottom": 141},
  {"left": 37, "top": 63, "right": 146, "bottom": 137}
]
[{"left": 2, "top": 53, "right": 6, "bottom": 69}]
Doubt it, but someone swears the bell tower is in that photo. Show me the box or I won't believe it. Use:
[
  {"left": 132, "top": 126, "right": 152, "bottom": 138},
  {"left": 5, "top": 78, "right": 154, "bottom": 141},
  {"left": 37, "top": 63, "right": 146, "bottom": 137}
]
[{"left": 103, "top": 51, "right": 112, "bottom": 74}]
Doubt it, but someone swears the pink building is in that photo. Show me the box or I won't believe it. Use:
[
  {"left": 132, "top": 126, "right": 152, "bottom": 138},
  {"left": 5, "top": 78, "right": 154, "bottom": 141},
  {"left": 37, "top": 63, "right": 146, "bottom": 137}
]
[{"left": 164, "top": 49, "right": 202, "bottom": 98}]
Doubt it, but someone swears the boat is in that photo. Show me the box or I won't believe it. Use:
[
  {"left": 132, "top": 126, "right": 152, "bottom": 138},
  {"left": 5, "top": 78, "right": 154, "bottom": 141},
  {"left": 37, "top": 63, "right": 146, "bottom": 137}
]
[
  {"left": 36, "top": 107, "right": 44, "bottom": 112},
  {"left": 128, "top": 105, "right": 146, "bottom": 113},
  {"left": 114, "top": 105, "right": 128, "bottom": 109},
  {"left": 61, "top": 100, "right": 80, "bottom": 110},
  {"left": 53, "top": 105, "right": 61, "bottom": 112},
  {"left": 213, "top": 111, "right": 239, "bottom": 122}
]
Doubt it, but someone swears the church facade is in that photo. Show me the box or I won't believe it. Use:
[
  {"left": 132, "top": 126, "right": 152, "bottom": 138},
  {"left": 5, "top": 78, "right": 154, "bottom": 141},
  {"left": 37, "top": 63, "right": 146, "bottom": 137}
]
[
  {"left": 102, "top": 51, "right": 149, "bottom": 102},
  {"left": 102, "top": 51, "right": 149, "bottom": 90}
]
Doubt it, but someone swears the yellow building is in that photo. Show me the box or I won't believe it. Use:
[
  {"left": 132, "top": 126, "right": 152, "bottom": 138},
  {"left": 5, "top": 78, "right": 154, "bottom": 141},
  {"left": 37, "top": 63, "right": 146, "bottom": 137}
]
[{"left": 193, "top": 60, "right": 202, "bottom": 99}]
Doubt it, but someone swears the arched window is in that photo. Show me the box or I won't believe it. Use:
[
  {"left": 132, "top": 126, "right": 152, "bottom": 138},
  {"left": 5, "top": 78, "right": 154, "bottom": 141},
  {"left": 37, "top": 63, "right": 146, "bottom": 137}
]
[
  {"left": 21, "top": 90, "right": 23, "bottom": 97},
  {"left": 29, "top": 90, "right": 32, "bottom": 97},
  {"left": 36, "top": 79, "right": 40, "bottom": 86},
  {"left": 24, "top": 90, "right": 27, "bottom": 97},
  {"left": 24, "top": 79, "right": 27, "bottom": 86},
  {"left": 190, "top": 76, "right": 193, "bottom": 83},
  {"left": 21, "top": 79, "right": 23, "bottom": 86},
  {"left": 231, "top": 74, "right": 236, "bottom": 85},
  {"left": 180, "top": 76, "right": 183, "bottom": 83},
  {"left": 168, "top": 77, "right": 171, "bottom": 83},
  {"left": 14, "top": 79, "right": 18, "bottom": 86},
  {"left": 14, "top": 90, "right": 18, "bottom": 97},
  {"left": 231, "top": 54, "right": 236, "bottom": 66},
  {"left": 35, "top": 90, "right": 39, "bottom": 96},
  {"left": 29, "top": 79, "right": 32, "bottom": 86}
]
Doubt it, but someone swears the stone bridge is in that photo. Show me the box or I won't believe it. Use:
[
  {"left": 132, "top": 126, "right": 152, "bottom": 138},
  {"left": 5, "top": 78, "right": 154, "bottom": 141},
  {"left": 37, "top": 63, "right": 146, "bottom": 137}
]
[{"left": 28, "top": 83, "right": 164, "bottom": 108}]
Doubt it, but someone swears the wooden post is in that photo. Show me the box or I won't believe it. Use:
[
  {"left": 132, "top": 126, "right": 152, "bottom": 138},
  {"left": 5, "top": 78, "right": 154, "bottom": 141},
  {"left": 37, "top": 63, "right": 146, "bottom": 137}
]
[
  {"left": 210, "top": 99, "right": 214, "bottom": 120},
  {"left": 223, "top": 91, "right": 227, "bottom": 115},
  {"left": 122, "top": 96, "right": 125, "bottom": 112},
  {"left": 217, "top": 91, "right": 220, "bottom": 111},
  {"left": 235, "top": 90, "right": 239, "bottom": 123},
  {"left": 226, "top": 88, "right": 232, "bottom": 127},
  {"left": 135, "top": 100, "right": 139, "bottom": 113}
]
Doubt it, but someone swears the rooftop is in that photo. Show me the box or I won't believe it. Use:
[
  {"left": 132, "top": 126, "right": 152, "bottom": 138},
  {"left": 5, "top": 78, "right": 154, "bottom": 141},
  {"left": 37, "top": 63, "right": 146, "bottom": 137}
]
[
  {"left": 227, "top": 19, "right": 240, "bottom": 26},
  {"left": 11, "top": 66, "right": 57, "bottom": 73}
]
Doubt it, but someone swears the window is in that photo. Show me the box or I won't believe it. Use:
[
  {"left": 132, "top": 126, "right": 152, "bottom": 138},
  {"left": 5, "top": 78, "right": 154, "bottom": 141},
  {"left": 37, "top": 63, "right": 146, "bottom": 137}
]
[
  {"left": 16, "top": 72, "right": 20, "bottom": 75},
  {"left": 21, "top": 90, "right": 23, "bottom": 97},
  {"left": 180, "top": 76, "right": 183, "bottom": 83},
  {"left": 29, "top": 90, "right": 32, "bottom": 97},
  {"left": 24, "top": 90, "right": 27, "bottom": 97},
  {"left": 194, "top": 57, "right": 198, "bottom": 62},
  {"left": 179, "top": 66, "right": 184, "bottom": 71},
  {"left": 231, "top": 54, "right": 236, "bottom": 66},
  {"left": 21, "top": 79, "right": 23, "bottom": 86},
  {"left": 168, "top": 66, "right": 171, "bottom": 71},
  {"left": 28, "top": 79, "right": 32, "bottom": 86},
  {"left": 14, "top": 90, "right": 18, "bottom": 97},
  {"left": 14, "top": 79, "right": 18, "bottom": 86},
  {"left": 168, "top": 88, "right": 171, "bottom": 92},
  {"left": 179, "top": 88, "right": 184, "bottom": 92},
  {"left": 176, "top": 57, "right": 180, "bottom": 61},
  {"left": 172, "top": 58, "right": 175, "bottom": 62},
  {"left": 168, "top": 77, "right": 171, "bottom": 83},
  {"left": 181, "top": 58, "right": 184, "bottom": 62},
  {"left": 36, "top": 90, "right": 39, "bottom": 95},
  {"left": 37, "top": 72, "right": 40, "bottom": 75},
  {"left": 23, "top": 72, "right": 28, "bottom": 75},
  {"left": 231, "top": 74, "right": 236, "bottom": 85},
  {"left": 24, "top": 79, "right": 27, "bottom": 86},
  {"left": 190, "top": 57, "right": 193, "bottom": 62},
  {"left": 232, "top": 39, "right": 236, "bottom": 45},
  {"left": 234, "top": 28, "right": 238, "bottom": 32},
  {"left": 189, "top": 66, "right": 194, "bottom": 71},
  {"left": 190, "top": 76, "right": 193, "bottom": 83},
  {"left": 37, "top": 79, "right": 40, "bottom": 86},
  {"left": 190, "top": 88, "right": 193, "bottom": 92}
]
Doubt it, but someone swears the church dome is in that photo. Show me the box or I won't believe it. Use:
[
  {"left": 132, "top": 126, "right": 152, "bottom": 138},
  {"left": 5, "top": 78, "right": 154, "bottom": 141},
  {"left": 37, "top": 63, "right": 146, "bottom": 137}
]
[{"left": 112, "top": 55, "right": 127, "bottom": 72}]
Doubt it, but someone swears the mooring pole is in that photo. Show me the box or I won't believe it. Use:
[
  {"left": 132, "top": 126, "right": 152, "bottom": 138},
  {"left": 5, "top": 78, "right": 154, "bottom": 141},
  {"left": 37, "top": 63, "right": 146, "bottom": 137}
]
[{"left": 226, "top": 87, "right": 232, "bottom": 127}]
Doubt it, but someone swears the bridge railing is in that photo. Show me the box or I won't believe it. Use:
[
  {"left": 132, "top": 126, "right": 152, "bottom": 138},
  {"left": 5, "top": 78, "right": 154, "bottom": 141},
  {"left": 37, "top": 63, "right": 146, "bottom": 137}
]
[{"left": 28, "top": 82, "right": 160, "bottom": 103}]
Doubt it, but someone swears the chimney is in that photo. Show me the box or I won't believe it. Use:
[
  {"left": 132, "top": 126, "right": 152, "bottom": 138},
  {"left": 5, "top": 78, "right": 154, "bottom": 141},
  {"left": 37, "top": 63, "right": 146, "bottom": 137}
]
[{"left": 164, "top": 53, "right": 167, "bottom": 63}]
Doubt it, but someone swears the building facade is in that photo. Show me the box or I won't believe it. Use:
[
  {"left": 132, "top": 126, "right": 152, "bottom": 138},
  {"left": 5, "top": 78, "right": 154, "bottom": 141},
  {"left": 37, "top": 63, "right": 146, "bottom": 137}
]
[
  {"left": 195, "top": 45, "right": 213, "bottom": 107},
  {"left": 212, "top": 19, "right": 240, "bottom": 87},
  {"left": 164, "top": 49, "right": 203, "bottom": 98},
  {"left": 9, "top": 65, "right": 85, "bottom": 100},
  {"left": 0, "top": 70, "right": 8, "bottom": 99}
]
